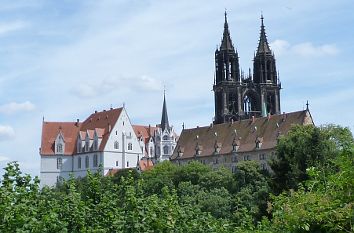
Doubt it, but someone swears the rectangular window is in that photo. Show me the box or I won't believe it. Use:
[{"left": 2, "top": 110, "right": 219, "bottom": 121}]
[
  {"left": 57, "top": 158, "right": 62, "bottom": 169},
  {"left": 85, "top": 156, "right": 89, "bottom": 168},
  {"left": 128, "top": 143, "right": 132, "bottom": 150},
  {"left": 259, "top": 154, "right": 266, "bottom": 160},
  {"left": 78, "top": 157, "right": 81, "bottom": 169},
  {"left": 115, "top": 161, "right": 119, "bottom": 166},
  {"left": 126, "top": 161, "right": 129, "bottom": 167}
]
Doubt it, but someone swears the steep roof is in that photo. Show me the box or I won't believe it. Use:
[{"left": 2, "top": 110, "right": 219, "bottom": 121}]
[
  {"left": 40, "top": 108, "right": 123, "bottom": 156},
  {"left": 171, "top": 110, "right": 313, "bottom": 160},
  {"left": 80, "top": 108, "right": 123, "bottom": 150},
  {"left": 220, "top": 11, "right": 235, "bottom": 51},
  {"left": 161, "top": 92, "right": 170, "bottom": 132},
  {"left": 41, "top": 121, "right": 81, "bottom": 155},
  {"left": 256, "top": 15, "right": 271, "bottom": 54},
  {"left": 133, "top": 125, "right": 158, "bottom": 144}
]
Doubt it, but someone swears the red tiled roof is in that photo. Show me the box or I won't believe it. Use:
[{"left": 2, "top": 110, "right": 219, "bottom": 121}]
[
  {"left": 40, "top": 108, "right": 123, "bottom": 156},
  {"left": 79, "top": 108, "right": 123, "bottom": 151},
  {"left": 171, "top": 110, "right": 313, "bottom": 160},
  {"left": 41, "top": 121, "right": 81, "bottom": 155},
  {"left": 105, "top": 168, "right": 120, "bottom": 176},
  {"left": 139, "top": 159, "right": 154, "bottom": 171},
  {"left": 133, "top": 125, "right": 158, "bottom": 144}
]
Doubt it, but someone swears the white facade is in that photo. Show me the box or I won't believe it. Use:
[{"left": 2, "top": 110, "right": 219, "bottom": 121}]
[{"left": 40, "top": 107, "right": 143, "bottom": 187}]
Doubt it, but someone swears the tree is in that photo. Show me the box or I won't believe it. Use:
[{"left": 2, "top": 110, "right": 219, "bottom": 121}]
[{"left": 270, "top": 124, "right": 353, "bottom": 193}]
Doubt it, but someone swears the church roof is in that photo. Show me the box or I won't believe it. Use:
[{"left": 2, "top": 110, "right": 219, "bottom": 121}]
[
  {"left": 220, "top": 12, "right": 235, "bottom": 51},
  {"left": 256, "top": 15, "right": 271, "bottom": 54},
  {"left": 161, "top": 92, "right": 170, "bottom": 132},
  {"left": 171, "top": 110, "right": 313, "bottom": 160}
]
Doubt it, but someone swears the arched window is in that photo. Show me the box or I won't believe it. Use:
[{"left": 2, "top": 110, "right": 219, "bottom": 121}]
[
  {"left": 163, "top": 146, "right": 169, "bottom": 155},
  {"left": 78, "top": 157, "right": 81, "bottom": 169},
  {"left": 85, "top": 156, "right": 89, "bottom": 168},
  {"left": 243, "top": 96, "right": 252, "bottom": 113},
  {"left": 128, "top": 143, "right": 132, "bottom": 150},
  {"left": 150, "top": 147, "right": 153, "bottom": 156},
  {"left": 163, "top": 135, "right": 168, "bottom": 140},
  {"left": 114, "top": 141, "right": 119, "bottom": 149}
]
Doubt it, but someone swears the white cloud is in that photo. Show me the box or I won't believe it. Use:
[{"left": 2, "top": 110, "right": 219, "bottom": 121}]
[
  {"left": 0, "top": 20, "right": 28, "bottom": 35},
  {"left": 0, "top": 101, "right": 35, "bottom": 114},
  {"left": 73, "top": 75, "right": 162, "bottom": 98},
  {"left": 270, "top": 40, "right": 339, "bottom": 57},
  {"left": 292, "top": 42, "right": 338, "bottom": 57},
  {"left": 0, "top": 155, "right": 9, "bottom": 162},
  {"left": 0, "top": 125, "right": 15, "bottom": 141},
  {"left": 269, "top": 39, "right": 290, "bottom": 55}
]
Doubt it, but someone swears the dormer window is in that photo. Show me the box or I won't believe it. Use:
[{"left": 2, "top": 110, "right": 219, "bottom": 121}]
[
  {"left": 195, "top": 144, "right": 203, "bottom": 156},
  {"left": 55, "top": 132, "right": 65, "bottom": 154},
  {"left": 177, "top": 146, "right": 184, "bottom": 157},
  {"left": 255, "top": 137, "right": 263, "bottom": 149},
  {"left": 56, "top": 144, "right": 63, "bottom": 154},
  {"left": 93, "top": 140, "right": 98, "bottom": 151},
  {"left": 85, "top": 140, "right": 89, "bottom": 152},
  {"left": 214, "top": 142, "right": 222, "bottom": 154}
]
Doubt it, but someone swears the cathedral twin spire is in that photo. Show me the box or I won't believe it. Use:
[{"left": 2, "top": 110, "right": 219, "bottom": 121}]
[{"left": 213, "top": 12, "right": 281, "bottom": 124}]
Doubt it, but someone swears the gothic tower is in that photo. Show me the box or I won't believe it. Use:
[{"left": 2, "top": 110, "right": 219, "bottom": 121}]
[
  {"left": 213, "top": 13, "right": 281, "bottom": 124},
  {"left": 253, "top": 15, "right": 281, "bottom": 115},
  {"left": 213, "top": 12, "right": 241, "bottom": 124}
]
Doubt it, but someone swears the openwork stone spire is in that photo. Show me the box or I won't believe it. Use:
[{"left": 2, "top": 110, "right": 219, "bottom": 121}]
[
  {"left": 220, "top": 11, "right": 235, "bottom": 51},
  {"left": 257, "top": 14, "right": 271, "bottom": 54}
]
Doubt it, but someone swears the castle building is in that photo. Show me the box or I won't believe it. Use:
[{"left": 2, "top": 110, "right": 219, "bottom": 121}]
[
  {"left": 214, "top": 13, "right": 281, "bottom": 124},
  {"left": 40, "top": 94, "right": 177, "bottom": 187},
  {"left": 40, "top": 107, "right": 143, "bottom": 187},
  {"left": 170, "top": 13, "right": 313, "bottom": 171},
  {"left": 134, "top": 92, "right": 178, "bottom": 162}
]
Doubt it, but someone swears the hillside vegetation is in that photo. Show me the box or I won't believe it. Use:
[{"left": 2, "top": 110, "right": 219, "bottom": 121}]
[{"left": 0, "top": 125, "right": 353, "bottom": 232}]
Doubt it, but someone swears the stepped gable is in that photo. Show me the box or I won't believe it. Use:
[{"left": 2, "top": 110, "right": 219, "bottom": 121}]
[
  {"left": 41, "top": 121, "right": 81, "bottom": 155},
  {"left": 171, "top": 110, "right": 313, "bottom": 160},
  {"left": 80, "top": 108, "right": 123, "bottom": 151}
]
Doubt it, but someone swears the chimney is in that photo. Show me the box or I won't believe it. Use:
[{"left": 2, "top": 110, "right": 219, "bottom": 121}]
[
  {"left": 108, "top": 124, "right": 111, "bottom": 133},
  {"left": 267, "top": 113, "right": 271, "bottom": 121},
  {"left": 75, "top": 119, "right": 79, "bottom": 126},
  {"left": 252, "top": 116, "right": 255, "bottom": 124},
  {"left": 95, "top": 110, "right": 97, "bottom": 113}
]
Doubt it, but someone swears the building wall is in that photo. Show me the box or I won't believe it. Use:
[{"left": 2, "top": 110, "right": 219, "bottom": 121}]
[{"left": 174, "top": 148, "right": 275, "bottom": 173}]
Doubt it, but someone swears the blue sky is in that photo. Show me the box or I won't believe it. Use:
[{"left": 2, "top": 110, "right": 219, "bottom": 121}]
[{"left": 0, "top": 0, "right": 353, "bottom": 176}]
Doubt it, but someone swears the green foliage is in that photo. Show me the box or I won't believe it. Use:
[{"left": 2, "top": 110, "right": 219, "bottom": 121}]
[
  {"left": 270, "top": 124, "right": 354, "bottom": 193},
  {"left": 0, "top": 124, "right": 352, "bottom": 232}
]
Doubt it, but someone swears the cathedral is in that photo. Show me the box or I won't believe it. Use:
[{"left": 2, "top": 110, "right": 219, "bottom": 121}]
[
  {"left": 213, "top": 13, "right": 281, "bottom": 124},
  {"left": 171, "top": 13, "right": 313, "bottom": 171}
]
